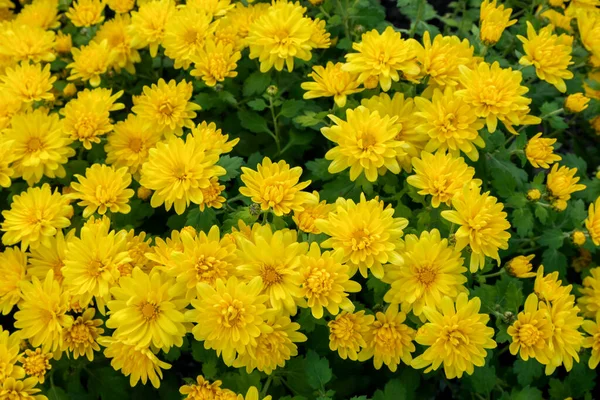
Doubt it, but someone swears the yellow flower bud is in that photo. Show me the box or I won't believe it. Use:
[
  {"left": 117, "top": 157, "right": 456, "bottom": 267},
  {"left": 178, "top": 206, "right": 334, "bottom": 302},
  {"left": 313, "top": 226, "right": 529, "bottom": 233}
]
[
  {"left": 572, "top": 230, "right": 586, "bottom": 246},
  {"left": 552, "top": 199, "right": 568, "bottom": 211},
  {"left": 137, "top": 186, "right": 152, "bottom": 200},
  {"left": 506, "top": 255, "right": 536, "bottom": 278},
  {"left": 596, "top": 170, "right": 600, "bottom": 179},
  {"left": 564, "top": 93, "right": 590, "bottom": 113},
  {"left": 63, "top": 83, "right": 77, "bottom": 97},
  {"left": 527, "top": 189, "right": 541, "bottom": 201},
  {"left": 55, "top": 32, "right": 72, "bottom": 54},
  {"left": 308, "top": 0, "right": 324, "bottom": 5},
  {"left": 525, "top": 133, "right": 561, "bottom": 169}
]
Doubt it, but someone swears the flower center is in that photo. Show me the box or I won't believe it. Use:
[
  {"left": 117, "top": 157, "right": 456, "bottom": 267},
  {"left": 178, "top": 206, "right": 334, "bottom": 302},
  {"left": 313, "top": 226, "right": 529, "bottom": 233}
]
[
  {"left": 69, "top": 322, "right": 93, "bottom": 344},
  {"left": 306, "top": 268, "right": 333, "bottom": 295},
  {"left": 159, "top": 101, "right": 174, "bottom": 117},
  {"left": 441, "top": 324, "right": 468, "bottom": 347},
  {"left": 140, "top": 302, "right": 159, "bottom": 321},
  {"left": 518, "top": 323, "right": 541, "bottom": 347},
  {"left": 209, "top": 56, "right": 228, "bottom": 79},
  {"left": 358, "top": 131, "right": 377, "bottom": 151},
  {"left": 195, "top": 255, "right": 227, "bottom": 284},
  {"left": 22, "top": 354, "right": 48, "bottom": 377},
  {"left": 184, "top": 29, "right": 204, "bottom": 46},
  {"left": 350, "top": 229, "right": 375, "bottom": 251},
  {"left": 129, "top": 138, "right": 143, "bottom": 153},
  {"left": 74, "top": 116, "right": 97, "bottom": 138},
  {"left": 260, "top": 265, "right": 282, "bottom": 286},
  {"left": 27, "top": 137, "right": 43, "bottom": 153},
  {"left": 219, "top": 299, "right": 245, "bottom": 328},
  {"left": 88, "top": 259, "right": 108, "bottom": 277},
  {"left": 331, "top": 316, "right": 357, "bottom": 341},
  {"left": 416, "top": 265, "right": 437, "bottom": 286}
]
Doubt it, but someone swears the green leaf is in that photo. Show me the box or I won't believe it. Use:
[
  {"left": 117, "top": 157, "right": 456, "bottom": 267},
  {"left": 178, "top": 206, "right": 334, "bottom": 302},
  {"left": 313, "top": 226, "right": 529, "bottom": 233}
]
[
  {"left": 567, "top": 199, "right": 587, "bottom": 225},
  {"left": 186, "top": 208, "right": 218, "bottom": 233},
  {"left": 511, "top": 208, "right": 534, "bottom": 237},
  {"left": 243, "top": 71, "right": 271, "bottom": 97},
  {"left": 542, "top": 248, "right": 567, "bottom": 276},
  {"left": 247, "top": 98, "right": 268, "bottom": 111},
  {"left": 238, "top": 110, "right": 270, "bottom": 133},
  {"left": 396, "top": 0, "right": 436, "bottom": 21},
  {"left": 539, "top": 229, "right": 565, "bottom": 249},
  {"left": 496, "top": 274, "right": 524, "bottom": 313},
  {"left": 512, "top": 387, "right": 543, "bottom": 400},
  {"left": 534, "top": 204, "right": 549, "bottom": 224},
  {"left": 506, "top": 194, "right": 528, "bottom": 208},
  {"left": 217, "top": 155, "right": 244, "bottom": 182},
  {"left": 47, "top": 386, "right": 69, "bottom": 400},
  {"left": 294, "top": 111, "right": 329, "bottom": 128},
  {"left": 561, "top": 153, "right": 588, "bottom": 174},
  {"left": 465, "top": 364, "right": 496, "bottom": 395},
  {"left": 305, "top": 350, "right": 332, "bottom": 389},
  {"left": 86, "top": 367, "right": 129, "bottom": 400},
  {"left": 513, "top": 359, "right": 543, "bottom": 387},
  {"left": 306, "top": 159, "right": 333, "bottom": 181},
  {"left": 471, "top": 283, "right": 499, "bottom": 314},
  {"left": 280, "top": 100, "right": 307, "bottom": 118}
]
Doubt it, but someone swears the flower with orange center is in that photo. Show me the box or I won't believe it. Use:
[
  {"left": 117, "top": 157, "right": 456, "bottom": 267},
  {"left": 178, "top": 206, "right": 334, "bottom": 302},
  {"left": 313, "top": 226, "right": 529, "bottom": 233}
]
[
  {"left": 583, "top": 316, "right": 600, "bottom": 369},
  {"left": 508, "top": 294, "right": 552, "bottom": 363},
  {"left": 0, "top": 378, "right": 47, "bottom": 400},
  {"left": 19, "top": 348, "right": 52, "bottom": 383},
  {"left": 479, "top": 0, "right": 517, "bottom": 45},
  {"left": 198, "top": 177, "right": 226, "bottom": 211},
  {"left": 0, "top": 22, "right": 56, "bottom": 63},
  {"left": 301, "top": 62, "right": 363, "bottom": 107},
  {"left": 328, "top": 310, "right": 374, "bottom": 361},
  {"left": 292, "top": 191, "right": 332, "bottom": 234},
  {"left": 546, "top": 163, "right": 586, "bottom": 202},
  {"left": 0, "top": 62, "right": 56, "bottom": 105},
  {"left": 62, "top": 308, "right": 104, "bottom": 361},
  {"left": 190, "top": 39, "right": 241, "bottom": 86},
  {"left": 190, "top": 121, "right": 239, "bottom": 155},
  {"left": 525, "top": 133, "right": 562, "bottom": 169}
]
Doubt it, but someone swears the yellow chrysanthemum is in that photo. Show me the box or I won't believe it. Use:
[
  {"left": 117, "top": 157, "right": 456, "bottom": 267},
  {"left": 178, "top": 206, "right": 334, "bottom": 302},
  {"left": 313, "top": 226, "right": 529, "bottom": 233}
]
[
  {"left": 412, "top": 293, "right": 497, "bottom": 379},
  {"left": 586, "top": 197, "right": 600, "bottom": 245},
  {"left": 0, "top": 247, "right": 27, "bottom": 315},
  {"left": 14, "top": 271, "right": 73, "bottom": 352},
  {"left": 70, "top": 164, "right": 134, "bottom": 218},
  {"left": 572, "top": 230, "right": 587, "bottom": 246},
  {"left": 292, "top": 191, "right": 332, "bottom": 234},
  {"left": 233, "top": 315, "right": 307, "bottom": 374},
  {"left": 225, "top": 2, "right": 269, "bottom": 41},
  {"left": 186, "top": 0, "right": 234, "bottom": 17},
  {"left": 316, "top": 193, "right": 408, "bottom": 279},
  {"left": 578, "top": 267, "right": 600, "bottom": 319},
  {"left": 67, "top": 40, "right": 115, "bottom": 87},
  {"left": 117, "top": 230, "right": 152, "bottom": 276},
  {"left": 55, "top": 32, "right": 72, "bottom": 54},
  {"left": 0, "top": 140, "right": 15, "bottom": 188},
  {"left": 129, "top": 0, "right": 176, "bottom": 57},
  {"left": 14, "top": 0, "right": 60, "bottom": 30},
  {"left": 239, "top": 157, "right": 311, "bottom": 216},
  {"left": 19, "top": 348, "right": 52, "bottom": 383},
  {"left": 301, "top": 62, "right": 363, "bottom": 107},
  {"left": 407, "top": 152, "right": 481, "bottom": 208},
  {"left": 541, "top": 9, "right": 573, "bottom": 32},
  {"left": 0, "top": 377, "right": 47, "bottom": 400},
  {"left": 577, "top": 10, "right": 600, "bottom": 62},
  {"left": 106, "top": 0, "right": 134, "bottom": 13},
  {"left": 418, "top": 31, "right": 475, "bottom": 88},
  {"left": 328, "top": 310, "right": 374, "bottom": 361},
  {"left": 0, "top": 62, "right": 55, "bottom": 105},
  {"left": 186, "top": 276, "right": 271, "bottom": 366},
  {"left": 0, "top": 23, "right": 55, "bottom": 63},
  {"left": 566, "top": 0, "right": 600, "bottom": 15},
  {"left": 441, "top": 185, "right": 511, "bottom": 272},
  {"left": 343, "top": 26, "right": 420, "bottom": 91},
  {"left": 479, "top": 0, "right": 516, "bottom": 45},
  {"left": 517, "top": 22, "right": 574, "bottom": 93},
  {"left": 180, "top": 375, "right": 237, "bottom": 400},
  {"left": 199, "top": 177, "right": 226, "bottom": 211},
  {"left": 237, "top": 387, "right": 272, "bottom": 400},
  {"left": 358, "top": 304, "right": 415, "bottom": 372},
  {"left": 1, "top": 184, "right": 72, "bottom": 251},
  {"left": 4, "top": 109, "right": 75, "bottom": 185},
  {"left": 525, "top": 133, "right": 562, "bottom": 169},
  {"left": 24, "top": 226, "right": 71, "bottom": 285},
  {"left": 582, "top": 316, "right": 600, "bottom": 369},
  {"left": 322, "top": 106, "right": 404, "bottom": 182},
  {"left": 100, "top": 337, "right": 171, "bottom": 388},
  {"left": 0, "top": 326, "right": 24, "bottom": 381},
  {"left": 139, "top": 135, "right": 225, "bottom": 215},
  {"left": 62, "top": 308, "right": 104, "bottom": 361},
  {"left": 190, "top": 39, "right": 241, "bottom": 86},
  {"left": 456, "top": 61, "right": 540, "bottom": 134},
  {"left": 505, "top": 255, "right": 537, "bottom": 278},
  {"left": 565, "top": 93, "right": 590, "bottom": 113},
  {"left": 0, "top": 91, "right": 21, "bottom": 131},
  {"left": 105, "top": 114, "right": 162, "bottom": 178},
  {"left": 163, "top": 7, "right": 217, "bottom": 70},
  {"left": 144, "top": 229, "right": 189, "bottom": 270},
  {"left": 190, "top": 121, "right": 239, "bottom": 155},
  {"left": 534, "top": 266, "right": 572, "bottom": 304},
  {"left": 65, "top": 0, "right": 105, "bottom": 27},
  {"left": 132, "top": 79, "right": 200, "bottom": 137},
  {"left": 508, "top": 294, "right": 552, "bottom": 363},
  {"left": 546, "top": 163, "right": 586, "bottom": 202},
  {"left": 94, "top": 13, "right": 141, "bottom": 74},
  {"left": 383, "top": 229, "right": 467, "bottom": 316}
]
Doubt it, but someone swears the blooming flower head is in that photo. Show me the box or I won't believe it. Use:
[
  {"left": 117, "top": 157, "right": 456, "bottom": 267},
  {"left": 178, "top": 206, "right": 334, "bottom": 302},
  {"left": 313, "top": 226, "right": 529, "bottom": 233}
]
[
  {"left": 0, "top": 326, "right": 24, "bottom": 381},
  {"left": 507, "top": 294, "right": 552, "bottom": 363},
  {"left": 62, "top": 308, "right": 104, "bottom": 361},
  {"left": 586, "top": 197, "right": 600, "bottom": 245},
  {"left": 328, "top": 310, "right": 374, "bottom": 361},
  {"left": 139, "top": 135, "right": 225, "bottom": 215},
  {"left": 1, "top": 378, "right": 47, "bottom": 400},
  {"left": 28, "top": 229, "right": 73, "bottom": 285},
  {"left": 0, "top": 91, "right": 21, "bottom": 131},
  {"left": 292, "top": 191, "right": 332, "bottom": 234},
  {"left": 94, "top": 13, "right": 141, "bottom": 74},
  {"left": 577, "top": 10, "right": 600, "bottom": 62},
  {"left": 407, "top": 152, "right": 481, "bottom": 208},
  {"left": 578, "top": 267, "right": 600, "bottom": 319},
  {"left": 505, "top": 255, "right": 536, "bottom": 278},
  {"left": 187, "top": 0, "right": 235, "bottom": 18},
  {"left": 534, "top": 266, "right": 572, "bottom": 302},
  {"left": 106, "top": 0, "right": 134, "bottom": 13},
  {"left": 66, "top": 0, "right": 105, "bottom": 27},
  {"left": 0, "top": 23, "right": 56, "bottom": 63},
  {"left": 322, "top": 106, "right": 405, "bottom": 182},
  {"left": 198, "top": 177, "right": 226, "bottom": 211},
  {"left": 517, "top": 22, "right": 574, "bottom": 92},
  {"left": 19, "top": 348, "right": 52, "bottom": 383},
  {"left": 412, "top": 293, "right": 497, "bottom": 379},
  {"left": 343, "top": 26, "right": 421, "bottom": 91},
  {"left": 383, "top": 229, "right": 467, "bottom": 316},
  {"left": 525, "top": 133, "right": 562, "bottom": 169},
  {"left": 145, "top": 229, "right": 189, "bottom": 270},
  {"left": 67, "top": 40, "right": 115, "bottom": 87},
  {"left": 418, "top": 31, "right": 475, "bottom": 88},
  {"left": 233, "top": 315, "right": 307, "bottom": 374},
  {"left": 237, "top": 386, "right": 272, "bottom": 400},
  {"left": 239, "top": 157, "right": 311, "bottom": 216},
  {"left": 15, "top": 0, "right": 61, "bottom": 30},
  {"left": 316, "top": 193, "right": 408, "bottom": 279},
  {"left": 186, "top": 276, "right": 271, "bottom": 366},
  {"left": 132, "top": 79, "right": 200, "bottom": 137},
  {"left": 180, "top": 376, "right": 236, "bottom": 400},
  {"left": 583, "top": 316, "right": 600, "bottom": 369},
  {"left": 441, "top": 185, "right": 511, "bottom": 272},
  {"left": 456, "top": 61, "right": 540, "bottom": 133},
  {"left": 0, "top": 62, "right": 55, "bottom": 105},
  {"left": 2, "top": 184, "right": 72, "bottom": 251},
  {"left": 70, "top": 164, "right": 135, "bottom": 218},
  {"left": 479, "top": 0, "right": 517, "bottom": 45},
  {"left": 541, "top": 9, "right": 573, "bottom": 32},
  {"left": 0, "top": 247, "right": 27, "bottom": 315},
  {"left": 565, "top": 93, "right": 590, "bottom": 113},
  {"left": 546, "top": 163, "right": 586, "bottom": 202},
  {"left": 4, "top": 109, "right": 75, "bottom": 185},
  {"left": 358, "top": 304, "right": 415, "bottom": 372},
  {"left": 301, "top": 62, "right": 363, "bottom": 107},
  {"left": 190, "top": 39, "right": 241, "bottom": 86},
  {"left": 14, "top": 271, "right": 73, "bottom": 352},
  {"left": 129, "top": 0, "right": 176, "bottom": 57},
  {"left": 55, "top": 32, "right": 72, "bottom": 54}
]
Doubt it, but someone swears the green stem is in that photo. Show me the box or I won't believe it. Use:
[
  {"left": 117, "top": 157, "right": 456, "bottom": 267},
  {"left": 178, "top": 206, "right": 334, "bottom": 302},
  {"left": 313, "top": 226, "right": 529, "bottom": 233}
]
[
  {"left": 268, "top": 96, "right": 281, "bottom": 155},
  {"left": 479, "top": 269, "right": 505, "bottom": 279},
  {"left": 261, "top": 375, "right": 273, "bottom": 397},
  {"left": 262, "top": 211, "right": 269, "bottom": 225},
  {"left": 540, "top": 108, "right": 564, "bottom": 120},
  {"left": 409, "top": 0, "right": 425, "bottom": 38}
]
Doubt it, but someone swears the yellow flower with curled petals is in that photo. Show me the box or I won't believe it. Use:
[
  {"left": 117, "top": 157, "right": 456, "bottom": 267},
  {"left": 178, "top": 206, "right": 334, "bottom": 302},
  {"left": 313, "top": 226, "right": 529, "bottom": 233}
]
[
  {"left": 328, "top": 311, "right": 374, "bottom": 361},
  {"left": 534, "top": 265, "right": 572, "bottom": 303},
  {"left": 55, "top": 32, "right": 72, "bottom": 54},
  {"left": 505, "top": 255, "right": 537, "bottom": 278},
  {"left": 67, "top": 40, "right": 115, "bottom": 87},
  {"left": 94, "top": 13, "right": 141, "bottom": 75},
  {"left": 0, "top": 22, "right": 56, "bottom": 63},
  {"left": 565, "top": 93, "right": 590, "bottom": 113},
  {"left": 190, "top": 121, "right": 239, "bottom": 155},
  {"left": 292, "top": 191, "right": 332, "bottom": 234},
  {"left": 578, "top": 267, "right": 600, "bottom": 319},
  {"left": 190, "top": 39, "right": 241, "bottom": 87},
  {"left": 179, "top": 375, "right": 233, "bottom": 400},
  {"left": 586, "top": 197, "right": 600, "bottom": 246},
  {"left": 129, "top": 0, "right": 176, "bottom": 57},
  {"left": 1, "top": 378, "right": 47, "bottom": 400},
  {"left": 62, "top": 308, "right": 104, "bottom": 361},
  {"left": 582, "top": 316, "right": 600, "bottom": 369},
  {"left": 15, "top": 0, "right": 61, "bottom": 30},
  {"left": 19, "top": 348, "right": 52, "bottom": 383},
  {"left": 66, "top": 0, "right": 105, "bottom": 27},
  {"left": 106, "top": 0, "right": 134, "bottom": 13},
  {"left": 418, "top": 31, "right": 475, "bottom": 88},
  {"left": 187, "top": 0, "right": 235, "bottom": 18},
  {"left": 0, "top": 62, "right": 55, "bottom": 105},
  {"left": 541, "top": 9, "right": 573, "bottom": 32},
  {"left": 301, "top": 62, "right": 363, "bottom": 107},
  {"left": 199, "top": 177, "right": 226, "bottom": 212},
  {"left": 525, "top": 133, "right": 562, "bottom": 169},
  {"left": 479, "top": 0, "right": 516, "bottom": 45},
  {"left": 508, "top": 294, "right": 552, "bottom": 364},
  {"left": 546, "top": 163, "right": 586, "bottom": 202},
  {"left": 0, "top": 247, "right": 28, "bottom": 315}
]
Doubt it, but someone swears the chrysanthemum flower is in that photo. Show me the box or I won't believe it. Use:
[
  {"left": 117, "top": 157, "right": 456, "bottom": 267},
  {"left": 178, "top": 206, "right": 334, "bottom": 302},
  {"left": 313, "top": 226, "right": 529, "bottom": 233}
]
[
  {"left": 62, "top": 308, "right": 104, "bottom": 361},
  {"left": 322, "top": 106, "right": 404, "bottom": 182},
  {"left": 301, "top": 62, "right": 363, "bottom": 107},
  {"left": 541, "top": 9, "right": 573, "bottom": 32},
  {"left": 139, "top": 135, "right": 225, "bottom": 215},
  {"left": 224, "top": 2, "right": 269, "bottom": 41},
  {"left": 479, "top": 0, "right": 516, "bottom": 45},
  {"left": 525, "top": 133, "right": 562, "bottom": 169},
  {"left": 586, "top": 198, "right": 600, "bottom": 245},
  {"left": 236, "top": 225, "right": 308, "bottom": 315},
  {"left": 15, "top": 0, "right": 61, "bottom": 30},
  {"left": 583, "top": 316, "right": 600, "bottom": 369},
  {"left": 292, "top": 191, "right": 332, "bottom": 234},
  {"left": 358, "top": 304, "right": 415, "bottom": 372},
  {"left": 55, "top": 32, "right": 72, "bottom": 54},
  {"left": 456, "top": 61, "right": 540, "bottom": 133},
  {"left": 190, "top": 39, "right": 241, "bottom": 86},
  {"left": 238, "top": 386, "right": 272, "bottom": 400},
  {"left": 187, "top": 0, "right": 235, "bottom": 17},
  {"left": 383, "top": 229, "right": 467, "bottom": 316},
  {"left": 106, "top": 0, "right": 134, "bottom": 13},
  {"left": 105, "top": 114, "right": 162, "bottom": 178},
  {"left": 100, "top": 337, "right": 171, "bottom": 388},
  {"left": 517, "top": 22, "right": 574, "bottom": 92},
  {"left": 0, "top": 247, "right": 27, "bottom": 315},
  {"left": 163, "top": 7, "right": 217, "bottom": 70},
  {"left": 418, "top": 31, "right": 475, "bottom": 88},
  {"left": 0, "top": 23, "right": 56, "bottom": 63},
  {"left": 343, "top": 26, "right": 421, "bottom": 91},
  {"left": 61, "top": 88, "right": 124, "bottom": 150},
  {"left": 233, "top": 315, "right": 307, "bottom": 374},
  {"left": 578, "top": 267, "right": 600, "bottom": 319},
  {"left": 441, "top": 185, "right": 511, "bottom": 272},
  {"left": 186, "top": 276, "right": 271, "bottom": 366},
  {"left": 19, "top": 348, "right": 52, "bottom": 383},
  {"left": 566, "top": 0, "right": 600, "bottom": 15},
  {"left": 129, "top": 0, "right": 176, "bottom": 57},
  {"left": 239, "top": 157, "right": 311, "bottom": 216},
  {"left": 67, "top": 40, "right": 115, "bottom": 87},
  {"left": 316, "top": 193, "right": 408, "bottom": 279},
  {"left": 565, "top": 93, "right": 590, "bottom": 113},
  {"left": 507, "top": 294, "right": 552, "bottom": 364},
  {"left": 0, "top": 378, "right": 47, "bottom": 400},
  {"left": 577, "top": 10, "right": 600, "bottom": 61},
  {"left": 0, "top": 62, "right": 56, "bottom": 105},
  {"left": 1, "top": 184, "right": 72, "bottom": 251},
  {"left": 407, "top": 152, "right": 481, "bottom": 208},
  {"left": 70, "top": 164, "right": 134, "bottom": 218},
  {"left": 199, "top": 177, "right": 226, "bottom": 211},
  {"left": 0, "top": 139, "right": 15, "bottom": 188},
  {"left": 0, "top": 326, "right": 24, "bottom": 381},
  {"left": 534, "top": 266, "right": 572, "bottom": 302},
  {"left": 328, "top": 310, "right": 374, "bottom": 361},
  {"left": 66, "top": 0, "right": 105, "bottom": 27},
  {"left": 180, "top": 375, "right": 237, "bottom": 400},
  {"left": 412, "top": 293, "right": 497, "bottom": 378},
  {"left": 190, "top": 121, "right": 239, "bottom": 155},
  {"left": 117, "top": 230, "right": 152, "bottom": 276},
  {"left": 0, "top": 91, "right": 21, "bottom": 131},
  {"left": 94, "top": 13, "right": 141, "bottom": 74},
  {"left": 14, "top": 271, "right": 73, "bottom": 352},
  {"left": 505, "top": 255, "right": 536, "bottom": 278},
  {"left": 132, "top": 79, "right": 200, "bottom": 137},
  {"left": 4, "top": 109, "right": 75, "bottom": 185},
  {"left": 213, "top": 22, "right": 243, "bottom": 50},
  {"left": 546, "top": 163, "right": 586, "bottom": 202}
]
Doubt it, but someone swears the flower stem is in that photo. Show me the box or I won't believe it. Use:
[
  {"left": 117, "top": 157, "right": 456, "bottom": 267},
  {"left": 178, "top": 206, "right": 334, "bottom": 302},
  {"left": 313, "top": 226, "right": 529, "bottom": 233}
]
[
  {"left": 479, "top": 269, "right": 505, "bottom": 279},
  {"left": 261, "top": 375, "right": 273, "bottom": 397},
  {"left": 268, "top": 96, "right": 281, "bottom": 155},
  {"left": 540, "top": 108, "right": 564, "bottom": 120}
]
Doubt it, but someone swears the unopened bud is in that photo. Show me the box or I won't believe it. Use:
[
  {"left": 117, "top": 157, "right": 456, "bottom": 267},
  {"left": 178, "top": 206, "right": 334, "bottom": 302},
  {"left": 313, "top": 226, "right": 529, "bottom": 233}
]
[{"left": 266, "top": 85, "right": 278, "bottom": 96}]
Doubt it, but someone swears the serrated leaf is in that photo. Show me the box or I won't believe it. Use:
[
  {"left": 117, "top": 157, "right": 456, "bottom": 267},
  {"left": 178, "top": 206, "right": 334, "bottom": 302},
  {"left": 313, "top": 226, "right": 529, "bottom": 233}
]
[
  {"left": 217, "top": 155, "right": 244, "bottom": 182},
  {"left": 512, "top": 208, "right": 534, "bottom": 237},
  {"left": 539, "top": 229, "right": 565, "bottom": 249},
  {"left": 186, "top": 208, "right": 218, "bottom": 233},
  {"left": 534, "top": 204, "right": 549, "bottom": 224},
  {"left": 542, "top": 247, "right": 567, "bottom": 276},
  {"left": 238, "top": 110, "right": 269, "bottom": 133},
  {"left": 465, "top": 364, "right": 496, "bottom": 395},
  {"left": 243, "top": 71, "right": 271, "bottom": 97},
  {"left": 305, "top": 350, "right": 332, "bottom": 389},
  {"left": 561, "top": 153, "right": 588, "bottom": 174},
  {"left": 512, "top": 386, "right": 543, "bottom": 400},
  {"left": 280, "top": 100, "right": 307, "bottom": 118},
  {"left": 247, "top": 98, "right": 267, "bottom": 111},
  {"left": 513, "top": 359, "right": 543, "bottom": 387},
  {"left": 306, "top": 158, "right": 333, "bottom": 181}
]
